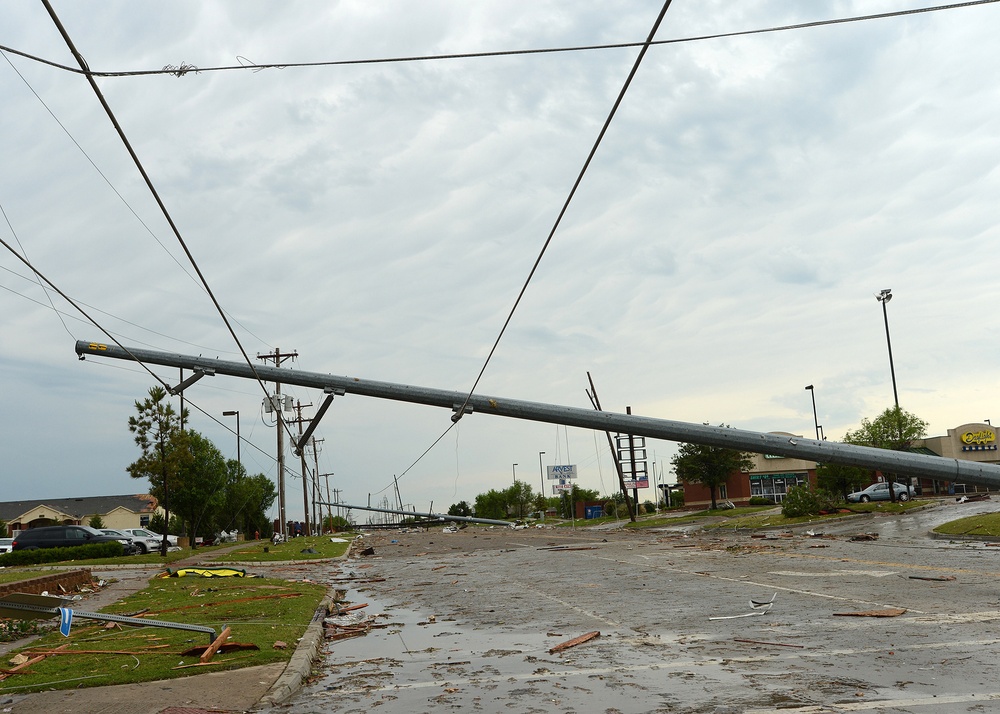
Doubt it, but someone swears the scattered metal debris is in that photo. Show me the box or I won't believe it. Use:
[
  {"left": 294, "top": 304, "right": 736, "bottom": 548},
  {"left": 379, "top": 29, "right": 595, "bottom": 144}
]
[{"left": 850, "top": 533, "right": 880, "bottom": 541}]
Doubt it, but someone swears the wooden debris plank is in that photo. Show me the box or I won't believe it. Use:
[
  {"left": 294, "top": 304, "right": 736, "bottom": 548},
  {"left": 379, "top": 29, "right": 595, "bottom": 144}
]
[
  {"left": 0, "top": 644, "right": 70, "bottom": 681},
  {"left": 734, "top": 638, "right": 804, "bottom": 649},
  {"left": 833, "top": 608, "right": 907, "bottom": 618},
  {"left": 908, "top": 575, "right": 956, "bottom": 582},
  {"left": 199, "top": 626, "right": 231, "bottom": 663},
  {"left": 548, "top": 630, "right": 600, "bottom": 654}
]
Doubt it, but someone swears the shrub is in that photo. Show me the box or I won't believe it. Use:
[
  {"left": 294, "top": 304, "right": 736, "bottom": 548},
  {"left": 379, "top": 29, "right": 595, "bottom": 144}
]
[
  {"left": 748, "top": 497, "right": 775, "bottom": 506},
  {"left": 0, "top": 542, "right": 124, "bottom": 567},
  {"left": 781, "top": 486, "right": 821, "bottom": 518}
]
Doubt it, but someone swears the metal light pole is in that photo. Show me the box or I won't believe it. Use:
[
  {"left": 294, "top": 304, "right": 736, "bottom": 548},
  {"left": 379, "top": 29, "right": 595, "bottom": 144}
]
[
  {"left": 537, "top": 452, "right": 546, "bottom": 519},
  {"left": 222, "top": 410, "right": 240, "bottom": 470},
  {"left": 804, "top": 386, "right": 819, "bottom": 440},
  {"left": 512, "top": 463, "right": 518, "bottom": 485},
  {"left": 876, "top": 289, "right": 899, "bottom": 409}
]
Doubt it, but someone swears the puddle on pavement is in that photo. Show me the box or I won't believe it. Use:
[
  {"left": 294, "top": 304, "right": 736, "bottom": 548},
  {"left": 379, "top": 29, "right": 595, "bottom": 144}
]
[{"left": 277, "top": 589, "right": 752, "bottom": 714}]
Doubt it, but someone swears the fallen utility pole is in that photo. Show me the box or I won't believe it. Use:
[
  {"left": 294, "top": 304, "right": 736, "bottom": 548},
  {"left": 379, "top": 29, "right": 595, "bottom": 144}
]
[
  {"left": 75, "top": 340, "right": 1000, "bottom": 489},
  {"left": 330, "top": 502, "right": 514, "bottom": 527}
]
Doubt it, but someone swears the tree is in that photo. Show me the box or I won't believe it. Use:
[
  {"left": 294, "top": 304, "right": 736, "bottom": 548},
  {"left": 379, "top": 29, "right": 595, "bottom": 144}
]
[
  {"left": 88, "top": 515, "right": 105, "bottom": 529},
  {"left": 560, "top": 485, "right": 599, "bottom": 518},
  {"left": 507, "top": 481, "right": 534, "bottom": 519},
  {"left": 843, "top": 406, "right": 928, "bottom": 503},
  {"left": 474, "top": 489, "right": 508, "bottom": 520},
  {"left": 216, "top": 463, "right": 277, "bottom": 538},
  {"left": 127, "top": 386, "right": 190, "bottom": 556},
  {"left": 447, "top": 501, "right": 472, "bottom": 517},
  {"left": 816, "top": 461, "right": 870, "bottom": 501},
  {"left": 671, "top": 432, "right": 754, "bottom": 510},
  {"left": 169, "top": 431, "right": 229, "bottom": 544}
]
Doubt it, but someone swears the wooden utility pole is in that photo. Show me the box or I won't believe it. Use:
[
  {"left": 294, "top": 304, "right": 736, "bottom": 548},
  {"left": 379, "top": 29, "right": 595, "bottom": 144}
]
[
  {"left": 291, "top": 399, "right": 313, "bottom": 536},
  {"left": 257, "top": 348, "right": 297, "bottom": 538},
  {"left": 310, "top": 438, "right": 324, "bottom": 532}
]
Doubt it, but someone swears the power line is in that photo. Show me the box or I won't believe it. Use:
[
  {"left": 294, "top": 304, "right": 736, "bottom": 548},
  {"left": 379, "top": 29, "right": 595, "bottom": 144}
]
[
  {"left": 39, "top": 0, "right": 281, "bottom": 427},
  {"left": 3, "top": 1, "right": 996, "bottom": 79},
  {"left": 452, "top": 0, "right": 674, "bottom": 422}
]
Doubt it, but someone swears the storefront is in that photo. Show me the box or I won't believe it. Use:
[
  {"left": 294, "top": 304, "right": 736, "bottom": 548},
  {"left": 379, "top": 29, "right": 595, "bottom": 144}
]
[{"left": 914, "top": 422, "right": 1000, "bottom": 495}]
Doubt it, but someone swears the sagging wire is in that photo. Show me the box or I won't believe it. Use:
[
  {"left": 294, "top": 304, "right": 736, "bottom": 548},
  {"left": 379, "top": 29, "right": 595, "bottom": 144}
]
[
  {"left": 4, "top": 1, "right": 997, "bottom": 79},
  {"left": 450, "top": 0, "right": 675, "bottom": 424}
]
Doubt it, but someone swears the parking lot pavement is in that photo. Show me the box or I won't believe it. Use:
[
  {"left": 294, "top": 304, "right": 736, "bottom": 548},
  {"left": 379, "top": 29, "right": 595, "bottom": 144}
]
[{"left": 263, "top": 516, "right": 1000, "bottom": 714}]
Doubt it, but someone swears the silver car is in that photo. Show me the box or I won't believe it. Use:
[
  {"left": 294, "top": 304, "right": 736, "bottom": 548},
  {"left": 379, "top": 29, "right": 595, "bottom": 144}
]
[
  {"left": 120, "top": 528, "right": 174, "bottom": 553},
  {"left": 847, "top": 482, "right": 916, "bottom": 503}
]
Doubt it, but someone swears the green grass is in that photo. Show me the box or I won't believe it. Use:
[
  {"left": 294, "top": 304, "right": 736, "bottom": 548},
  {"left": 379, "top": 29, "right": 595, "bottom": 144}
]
[
  {"left": 625, "top": 506, "right": 776, "bottom": 529},
  {"left": 0, "top": 570, "right": 53, "bottom": 585},
  {"left": 933, "top": 512, "right": 1000, "bottom": 537},
  {"left": 0, "top": 572, "right": 328, "bottom": 694},
  {"left": 208, "top": 534, "right": 352, "bottom": 562}
]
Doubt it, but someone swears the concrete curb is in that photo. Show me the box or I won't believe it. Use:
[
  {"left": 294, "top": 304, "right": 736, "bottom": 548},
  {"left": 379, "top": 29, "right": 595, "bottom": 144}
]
[{"left": 255, "top": 593, "right": 331, "bottom": 708}]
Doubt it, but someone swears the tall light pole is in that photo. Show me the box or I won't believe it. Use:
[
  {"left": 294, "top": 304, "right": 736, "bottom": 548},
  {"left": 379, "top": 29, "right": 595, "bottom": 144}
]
[
  {"left": 222, "top": 410, "right": 240, "bottom": 470},
  {"left": 804, "top": 386, "right": 819, "bottom": 441},
  {"left": 512, "top": 463, "right": 518, "bottom": 485},
  {"left": 876, "top": 289, "right": 899, "bottom": 409},
  {"left": 538, "top": 452, "right": 546, "bottom": 520}
]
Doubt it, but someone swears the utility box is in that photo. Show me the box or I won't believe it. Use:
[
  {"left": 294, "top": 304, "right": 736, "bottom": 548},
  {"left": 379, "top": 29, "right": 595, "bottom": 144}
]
[{"left": 585, "top": 506, "right": 603, "bottom": 519}]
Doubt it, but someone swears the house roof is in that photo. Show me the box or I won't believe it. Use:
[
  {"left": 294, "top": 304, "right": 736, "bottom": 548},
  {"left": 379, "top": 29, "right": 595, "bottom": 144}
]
[{"left": 0, "top": 494, "right": 158, "bottom": 522}]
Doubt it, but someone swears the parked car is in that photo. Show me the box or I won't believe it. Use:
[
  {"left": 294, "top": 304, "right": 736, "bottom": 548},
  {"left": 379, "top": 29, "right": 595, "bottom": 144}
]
[
  {"left": 99, "top": 529, "right": 141, "bottom": 555},
  {"left": 119, "top": 528, "right": 168, "bottom": 553},
  {"left": 147, "top": 530, "right": 179, "bottom": 547},
  {"left": 0, "top": 537, "right": 13, "bottom": 554},
  {"left": 11, "top": 525, "right": 129, "bottom": 552},
  {"left": 847, "top": 482, "right": 916, "bottom": 503}
]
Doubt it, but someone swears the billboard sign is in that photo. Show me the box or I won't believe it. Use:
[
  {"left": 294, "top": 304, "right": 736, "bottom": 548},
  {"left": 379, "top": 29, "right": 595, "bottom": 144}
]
[
  {"left": 547, "top": 464, "right": 577, "bottom": 480},
  {"left": 622, "top": 477, "right": 650, "bottom": 489}
]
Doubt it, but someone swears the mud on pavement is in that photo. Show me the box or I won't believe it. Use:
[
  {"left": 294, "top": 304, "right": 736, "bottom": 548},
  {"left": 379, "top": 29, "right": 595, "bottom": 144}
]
[{"left": 261, "top": 523, "right": 1000, "bottom": 713}]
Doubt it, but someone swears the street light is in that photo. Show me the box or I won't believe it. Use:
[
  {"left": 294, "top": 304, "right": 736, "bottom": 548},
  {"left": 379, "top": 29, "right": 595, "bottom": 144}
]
[
  {"left": 222, "top": 410, "right": 240, "bottom": 470},
  {"left": 804, "top": 385, "right": 819, "bottom": 441},
  {"left": 875, "top": 288, "right": 899, "bottom": 408},
  {"left": 512, "top": 463, "right": 518, "bottom": 485},
  {"left": 537, "top": 452, "right": 546, "bottom": 518}
]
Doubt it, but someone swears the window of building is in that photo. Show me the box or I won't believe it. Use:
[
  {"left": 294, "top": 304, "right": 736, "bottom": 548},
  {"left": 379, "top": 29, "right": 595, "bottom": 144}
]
[{"left": 749, "top": 473, "right": 806, "bottom": 503}]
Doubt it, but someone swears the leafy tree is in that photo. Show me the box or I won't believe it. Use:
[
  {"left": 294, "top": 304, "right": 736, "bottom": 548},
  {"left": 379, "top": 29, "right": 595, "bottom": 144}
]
[
  {"left": 127, "top": 386, "right": 190, "bottom": 555},
  {"left": 474, "top": 489, "right": 508, "bottom": 520},
  {"left": 816, "top": 461, "right": 870, "bottom": 501},
  {"left": 447, "top": 501, "right": 473, "bottom": 517},
  {"left": 843, "top": 406, "right": 928, "bottom": 502},
  {"left": 507, "top": 481, "right": 534, "bottom": 519},
  {"left": 559, "top": 485, "right": 600, "bottom": 518},
  {"left": 215, "top": 460, "right": 277, "bottom": 538},
  {"left": 87, "top": 515, "right": 105, "bottom": 529},
  {"left": 671, "top": 431, "right": 754, "bottom": 510},
  {"left": 168, "top": 431, "right": 229, "bottom": 545}
]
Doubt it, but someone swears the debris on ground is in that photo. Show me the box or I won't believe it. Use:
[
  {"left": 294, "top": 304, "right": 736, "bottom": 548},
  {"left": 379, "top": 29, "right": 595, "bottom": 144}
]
[
  {"left": 850, "top": 533, "right": 880, "bottom": 542},
  {"left": 957, "top": 494, "right": 990, "bottom": 503},
  {"left": 734, "top": 638, "right": 804, "bottom": 648},
  {"left": 908, "top": 575, "right": 956, "bottom": 582},
  {"left": 710, "top": 594, "right": 775, "bottom": 620},
  {"left": 833, "top": 608, "right": 907, "bottom": 617},
  {"left": 548, "top": 631, "right": 600, "bottom": 654}
]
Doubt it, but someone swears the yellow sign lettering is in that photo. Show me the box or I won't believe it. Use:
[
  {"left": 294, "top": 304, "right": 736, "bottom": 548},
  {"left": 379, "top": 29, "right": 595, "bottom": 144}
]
[{"left": 961, "top": 430, "right": 996, "bottom": 445}]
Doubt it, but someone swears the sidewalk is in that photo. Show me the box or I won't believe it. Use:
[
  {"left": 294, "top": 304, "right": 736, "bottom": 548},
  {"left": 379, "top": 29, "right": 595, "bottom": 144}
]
[{"left": 0, "top": 544, "right": 330, "bottom": 714}]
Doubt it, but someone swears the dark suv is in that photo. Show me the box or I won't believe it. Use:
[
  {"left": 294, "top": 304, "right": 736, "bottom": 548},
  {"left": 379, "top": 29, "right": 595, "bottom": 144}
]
[{"left": 11, "top": 525, "right": 129, "bottom": 552}]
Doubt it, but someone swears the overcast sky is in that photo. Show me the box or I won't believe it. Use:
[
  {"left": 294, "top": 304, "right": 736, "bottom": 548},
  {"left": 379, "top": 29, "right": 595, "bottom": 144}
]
[{"left": 3, "top": 0, "right": 999, "bottom": 524}]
